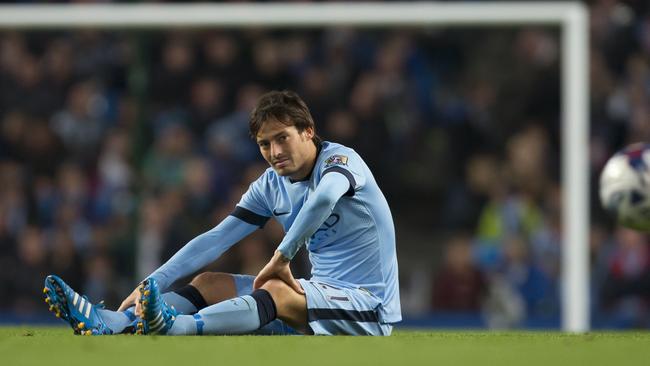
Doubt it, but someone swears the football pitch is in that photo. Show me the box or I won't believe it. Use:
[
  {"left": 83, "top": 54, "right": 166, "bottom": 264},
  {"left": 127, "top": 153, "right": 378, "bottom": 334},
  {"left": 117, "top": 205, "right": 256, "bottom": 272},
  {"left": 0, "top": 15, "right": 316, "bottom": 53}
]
[{"left": 1, "top": 327, "right": 649, "bottom": 366}]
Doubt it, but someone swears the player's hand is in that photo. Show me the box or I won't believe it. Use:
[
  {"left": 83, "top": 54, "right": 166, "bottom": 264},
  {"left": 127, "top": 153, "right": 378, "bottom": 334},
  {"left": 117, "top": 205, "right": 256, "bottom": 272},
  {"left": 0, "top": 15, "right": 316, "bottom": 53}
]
[
  {"left": 253, "top": 250, "right": 304, "bottom": 295},
  {"left": 117, "top": 285, "right": 144, "bottom": 316}
]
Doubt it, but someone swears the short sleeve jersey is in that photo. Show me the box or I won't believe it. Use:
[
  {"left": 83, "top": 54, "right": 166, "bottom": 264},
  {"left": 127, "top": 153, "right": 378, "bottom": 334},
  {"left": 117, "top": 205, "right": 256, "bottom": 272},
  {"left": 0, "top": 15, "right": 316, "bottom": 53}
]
[{"left": 236, "top": 141, "right": 401, "bottom": 324}]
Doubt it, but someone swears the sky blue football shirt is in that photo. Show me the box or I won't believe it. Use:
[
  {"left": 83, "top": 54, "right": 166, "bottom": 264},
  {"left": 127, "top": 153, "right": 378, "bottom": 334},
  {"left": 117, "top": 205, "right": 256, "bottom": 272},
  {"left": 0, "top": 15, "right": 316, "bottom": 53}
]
[{"left": 236, "top": 141, "right": 401, "bottom": 324}]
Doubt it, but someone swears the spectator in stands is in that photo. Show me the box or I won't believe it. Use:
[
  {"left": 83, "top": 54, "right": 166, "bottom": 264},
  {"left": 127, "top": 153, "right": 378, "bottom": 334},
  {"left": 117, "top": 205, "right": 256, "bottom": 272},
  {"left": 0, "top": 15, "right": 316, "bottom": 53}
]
[{"left": 432, "top": 234, "right": 487, "bottom": 311}]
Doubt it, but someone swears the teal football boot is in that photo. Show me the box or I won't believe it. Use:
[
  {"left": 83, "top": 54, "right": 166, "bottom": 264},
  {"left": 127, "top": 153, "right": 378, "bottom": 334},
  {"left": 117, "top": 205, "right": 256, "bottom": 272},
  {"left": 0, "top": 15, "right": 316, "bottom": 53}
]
[
  {"left": 43, "top": 275, "right": 113, "bottom": 335},
  {"left": 137, "top": 278, "right": 178, "bottom": 335}
]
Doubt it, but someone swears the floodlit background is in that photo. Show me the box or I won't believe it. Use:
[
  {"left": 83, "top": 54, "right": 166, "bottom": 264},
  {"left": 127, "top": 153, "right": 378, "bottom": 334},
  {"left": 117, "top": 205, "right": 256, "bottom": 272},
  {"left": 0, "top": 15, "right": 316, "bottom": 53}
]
[{"left": 0, "top": 0, "right": 649, "bottom": 330}]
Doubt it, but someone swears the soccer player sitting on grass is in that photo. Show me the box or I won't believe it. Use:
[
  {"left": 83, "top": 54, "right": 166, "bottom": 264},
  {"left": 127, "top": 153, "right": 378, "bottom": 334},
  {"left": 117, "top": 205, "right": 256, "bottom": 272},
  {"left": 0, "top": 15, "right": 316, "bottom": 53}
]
[{"left": 43, "top": 90, "right": 401, "bottom": 336}]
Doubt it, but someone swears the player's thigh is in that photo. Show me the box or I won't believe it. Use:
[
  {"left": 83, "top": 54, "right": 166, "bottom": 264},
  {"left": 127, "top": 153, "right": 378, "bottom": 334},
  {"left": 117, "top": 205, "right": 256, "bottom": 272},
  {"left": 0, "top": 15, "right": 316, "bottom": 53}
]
[
  {"left": 260, "top": 279, "right": 308, "bottom": 333},
  {"left": 189, "top": 272, "right": 238, "bottom": 305},
  {"left": 298, "top": 280, "right": 391, "bottom": 336}
]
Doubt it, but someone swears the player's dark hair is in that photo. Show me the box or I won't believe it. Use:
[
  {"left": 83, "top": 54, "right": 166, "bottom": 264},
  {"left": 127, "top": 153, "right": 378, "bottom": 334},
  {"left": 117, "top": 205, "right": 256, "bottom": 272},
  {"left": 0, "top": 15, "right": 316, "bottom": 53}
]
[{"left": 249, "top": 90, "right": 321, "bottom": 146}]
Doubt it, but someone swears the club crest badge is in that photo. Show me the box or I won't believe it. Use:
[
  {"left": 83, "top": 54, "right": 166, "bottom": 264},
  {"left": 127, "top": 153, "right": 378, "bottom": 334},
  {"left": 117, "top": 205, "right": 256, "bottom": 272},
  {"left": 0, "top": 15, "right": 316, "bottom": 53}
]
[{"left": 325, "top": 155, "right": 349, "bottom": 168}]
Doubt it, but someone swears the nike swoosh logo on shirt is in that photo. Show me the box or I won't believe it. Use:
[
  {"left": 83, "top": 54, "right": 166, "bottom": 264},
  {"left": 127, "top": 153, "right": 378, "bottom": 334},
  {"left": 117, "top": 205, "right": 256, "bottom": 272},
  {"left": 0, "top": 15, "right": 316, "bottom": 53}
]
[{"left": 273, "top": 209, "right": 290, "bottom": 216}]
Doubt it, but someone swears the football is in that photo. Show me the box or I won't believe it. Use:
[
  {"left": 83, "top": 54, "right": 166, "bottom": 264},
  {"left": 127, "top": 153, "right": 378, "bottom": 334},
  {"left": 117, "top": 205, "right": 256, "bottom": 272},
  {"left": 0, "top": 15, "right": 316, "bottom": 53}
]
[{"left": 599, "top": 143, "right": 650, "bottom": 232}]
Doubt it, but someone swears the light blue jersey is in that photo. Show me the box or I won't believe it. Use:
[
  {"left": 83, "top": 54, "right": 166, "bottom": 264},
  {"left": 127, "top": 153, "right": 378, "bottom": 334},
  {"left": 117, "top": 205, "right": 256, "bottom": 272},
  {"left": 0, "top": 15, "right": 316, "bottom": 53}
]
[{"left": 236, "top": 141, "right": 401, "bottom": 324}]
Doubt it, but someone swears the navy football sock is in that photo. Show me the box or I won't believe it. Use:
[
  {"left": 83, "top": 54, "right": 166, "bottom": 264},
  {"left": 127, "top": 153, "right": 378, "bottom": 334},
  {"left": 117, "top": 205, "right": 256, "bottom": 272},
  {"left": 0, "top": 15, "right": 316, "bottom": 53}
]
[{"left": 250, "top": 289, "right": 277, "bottom": 326}]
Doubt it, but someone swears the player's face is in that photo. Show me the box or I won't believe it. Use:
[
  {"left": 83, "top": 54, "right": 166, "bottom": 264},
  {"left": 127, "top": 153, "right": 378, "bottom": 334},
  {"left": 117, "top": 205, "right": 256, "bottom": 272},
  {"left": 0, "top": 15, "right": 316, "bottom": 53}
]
[{"left": 256, "top": 119, "right": 316, "bottom": 180}]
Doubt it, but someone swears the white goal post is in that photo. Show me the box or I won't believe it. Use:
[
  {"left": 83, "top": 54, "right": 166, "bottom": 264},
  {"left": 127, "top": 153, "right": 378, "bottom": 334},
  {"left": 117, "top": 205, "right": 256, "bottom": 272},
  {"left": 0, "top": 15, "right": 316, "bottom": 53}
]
[{"left": 0, "top": 2, "right": 589, "bottom": 332}]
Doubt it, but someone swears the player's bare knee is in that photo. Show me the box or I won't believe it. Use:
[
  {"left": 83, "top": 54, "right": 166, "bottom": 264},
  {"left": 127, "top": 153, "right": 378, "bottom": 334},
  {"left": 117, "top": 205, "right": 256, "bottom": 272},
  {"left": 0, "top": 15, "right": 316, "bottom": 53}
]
[
  {"left": 260, "top": 279, "right": 306, "bottom": 319},
  {"left": 192, "top": 271, "right": 232, "bottom": 285},
  {"left": 260, "top": 278, "right": 289, "bottom": 297},
  {"left": 191, "top": 272, "right": 215, "bottom": 287},
  {"left": 260, "top": 279, "right": 293, "bottom": 307}
]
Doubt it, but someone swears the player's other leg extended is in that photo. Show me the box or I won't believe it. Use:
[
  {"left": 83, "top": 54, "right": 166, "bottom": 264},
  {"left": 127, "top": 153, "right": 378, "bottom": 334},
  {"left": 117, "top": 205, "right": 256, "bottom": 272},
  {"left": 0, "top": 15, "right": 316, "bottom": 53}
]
[
  {"left": 140, "top": 277, "right": 309, "bottom": 335},
  {"left": 43, "top": 275, "right": 113, "bottom": 335},
  {"left": 91, "top": 288, "right": 208, "bottom": 335},
  {"left": 104, "top": 272, "right": 238, "bottom": 334},
  {"left": 43, "top": 273, "right": 226, "bottom": 335}
]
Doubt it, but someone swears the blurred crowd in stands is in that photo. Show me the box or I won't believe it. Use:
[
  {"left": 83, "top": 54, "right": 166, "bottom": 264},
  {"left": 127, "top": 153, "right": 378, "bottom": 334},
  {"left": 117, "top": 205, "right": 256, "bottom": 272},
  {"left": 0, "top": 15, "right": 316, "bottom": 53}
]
[{"left": 0, "top": 0, "right": 649, "bottom": 328}]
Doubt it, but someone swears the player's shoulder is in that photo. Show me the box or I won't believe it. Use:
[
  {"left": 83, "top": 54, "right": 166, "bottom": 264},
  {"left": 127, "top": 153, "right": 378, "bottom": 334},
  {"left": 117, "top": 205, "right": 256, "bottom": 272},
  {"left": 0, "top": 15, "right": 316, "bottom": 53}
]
[
  {"left": 318, "top": 141, "right": 362, "bottom": 167},
  {"left": 321, "top": 141, "right": 356, "bottom": 155}
]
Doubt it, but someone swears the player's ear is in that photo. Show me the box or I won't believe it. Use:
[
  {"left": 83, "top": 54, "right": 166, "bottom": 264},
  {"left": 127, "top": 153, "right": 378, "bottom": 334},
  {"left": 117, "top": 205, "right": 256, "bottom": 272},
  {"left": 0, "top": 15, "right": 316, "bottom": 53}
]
[{"left": 303, "top": 127, "right": 314, "bottom": 140}]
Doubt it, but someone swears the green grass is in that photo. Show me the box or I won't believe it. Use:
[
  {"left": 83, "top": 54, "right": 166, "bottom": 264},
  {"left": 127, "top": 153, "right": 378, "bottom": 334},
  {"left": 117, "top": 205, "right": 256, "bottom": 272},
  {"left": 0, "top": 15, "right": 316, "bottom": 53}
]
[{"left": 1, "top": 326, "right": 649, "bottom": 366}]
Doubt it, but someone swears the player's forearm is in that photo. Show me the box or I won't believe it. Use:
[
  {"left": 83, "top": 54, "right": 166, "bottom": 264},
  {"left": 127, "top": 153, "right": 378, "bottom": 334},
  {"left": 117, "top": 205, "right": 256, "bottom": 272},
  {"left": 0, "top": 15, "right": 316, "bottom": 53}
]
[
  {"left": 147, "top": 215, "right": 257, "bottom": 291},
  {"left": 277, "top": 173, "right": 349, "bottom": 259}
]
